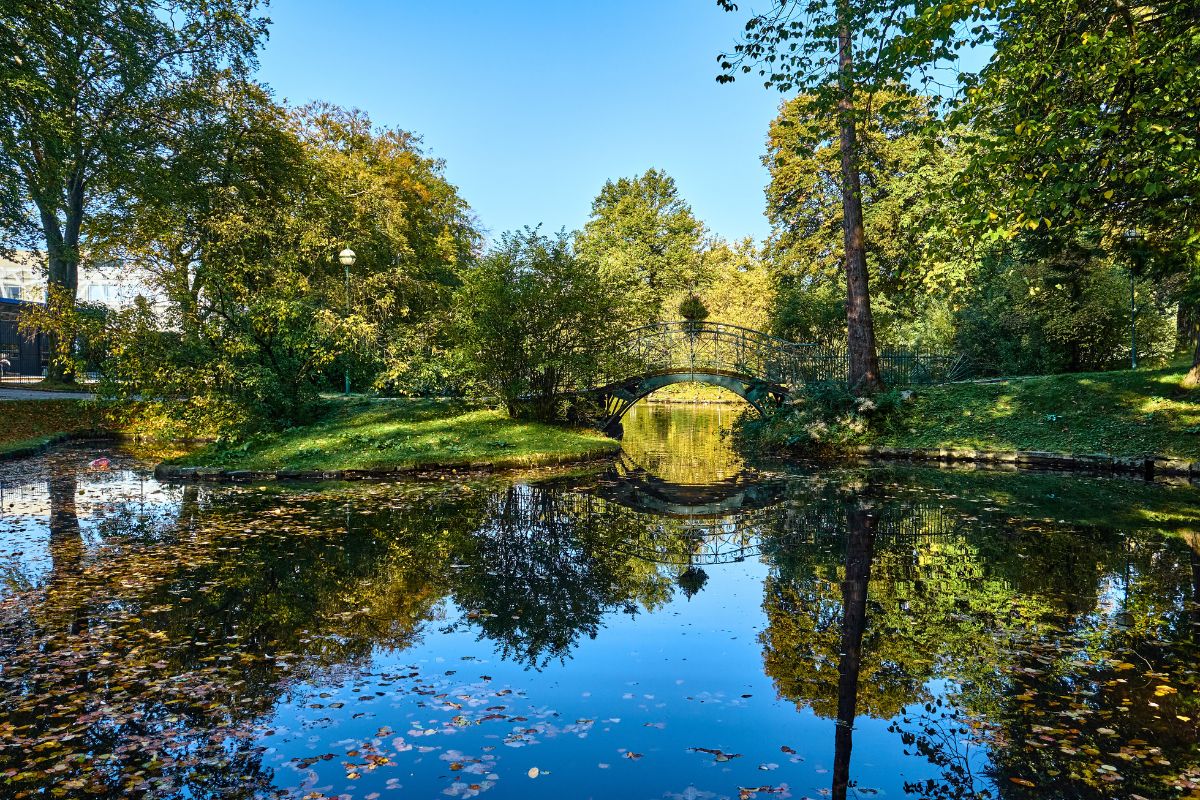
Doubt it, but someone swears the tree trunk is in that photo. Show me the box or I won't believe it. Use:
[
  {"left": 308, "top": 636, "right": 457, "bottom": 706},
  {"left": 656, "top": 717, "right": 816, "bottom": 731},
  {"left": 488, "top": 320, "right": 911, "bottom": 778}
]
[
  {"left": 1178, "top": 305, "right": 1192, "bottom": 354},
  {"left": 48, "top": 471, "right": 88, "bottom": 635},
  {"left": 1180, "top": 299, "right": 1200, "bottom": 386},
  {"left": 836, "top": 2, "right": 882, "bottom": 393},
  {"left": 1188, "top": 333, "right": 1200, "bottom": 388},
  {"left": 37, "top": 181, "right": 84, "bottom": 383},
  {"left": 831, "top": 498, "right": 877, "bottom": 800}
]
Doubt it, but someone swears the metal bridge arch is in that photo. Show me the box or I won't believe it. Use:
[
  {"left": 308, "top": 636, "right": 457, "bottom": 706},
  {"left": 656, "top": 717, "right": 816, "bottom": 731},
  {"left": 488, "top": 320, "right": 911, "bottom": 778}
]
[
  {"left": 589, "top": 321, "right": 827, "bottom": 433},
  {"left": 587, "top": 320, "right": 967, "bottom": 433}
]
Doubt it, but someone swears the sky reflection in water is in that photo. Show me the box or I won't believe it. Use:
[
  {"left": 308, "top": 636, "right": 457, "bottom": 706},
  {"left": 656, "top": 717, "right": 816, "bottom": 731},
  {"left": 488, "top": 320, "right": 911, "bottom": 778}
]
[{"left": 1, "top": 404, "right": 1199, "bottom": 800}]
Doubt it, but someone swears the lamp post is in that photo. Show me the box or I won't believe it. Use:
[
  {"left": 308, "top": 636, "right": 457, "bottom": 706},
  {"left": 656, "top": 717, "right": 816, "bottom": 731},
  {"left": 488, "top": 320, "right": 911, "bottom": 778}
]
[
  {"left": 337, "top": 248, "right": 356, "bottom": 394},
  {"left": 1122, "top": 231, "right": 1143, "bottom": 370}
]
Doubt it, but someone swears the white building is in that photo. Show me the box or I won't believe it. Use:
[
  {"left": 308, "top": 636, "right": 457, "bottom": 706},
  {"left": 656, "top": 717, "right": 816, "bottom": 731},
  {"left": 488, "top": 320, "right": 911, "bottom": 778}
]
[{"left": 0, "top": 251, "right": 152, "bottom": 308}]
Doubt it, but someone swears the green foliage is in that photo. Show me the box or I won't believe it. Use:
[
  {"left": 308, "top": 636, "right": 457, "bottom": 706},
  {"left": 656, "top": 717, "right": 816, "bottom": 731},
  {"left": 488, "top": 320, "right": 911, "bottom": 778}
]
[
  {"left": 949, "top": 0, "right": 1200, "bottom": 376},
  {"left": 687, "top": 238, "right": 774, "bottom": 330},
  {"left": 764, "top": 89, "right": 970, "bottom": 351},
  {"left": 0, "top": 0, "right": 269, "bottom": 383},
  {"left": 80, "top": 85, "right": 478, "bottom": 430},
  {"left": 677, "top": 294, "right": 709, "bottom": 322},
  {"left": 738, "top": 381, "right": 908, "bottom": 454},
  {"left": 956, "top": 235, "right": 1176, "bottom": 375},
  {"left": 577, "top": 169, "right": 707, "bottom": 325},
  {"left": 953, "top": 2, "right": 1199, "bottom": 246},
  {"left": 455, "top": 227, "right": 622, "bottom": 420}
]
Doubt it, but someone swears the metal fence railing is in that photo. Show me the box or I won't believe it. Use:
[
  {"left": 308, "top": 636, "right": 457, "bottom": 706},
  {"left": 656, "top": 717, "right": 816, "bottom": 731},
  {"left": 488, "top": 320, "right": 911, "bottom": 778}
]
[
  {"left": 0, "top": 298, "right": 47, "bottom": 379},
  {"left": 601, "top": 321, "right": 971, "bottom": 391}
]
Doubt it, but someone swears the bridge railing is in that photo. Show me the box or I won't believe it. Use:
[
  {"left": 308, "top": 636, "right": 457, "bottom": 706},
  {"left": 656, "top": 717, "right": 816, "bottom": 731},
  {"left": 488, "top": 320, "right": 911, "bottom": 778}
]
[{"left": 600, "top": 321, "right": 968, "bottom": 390}]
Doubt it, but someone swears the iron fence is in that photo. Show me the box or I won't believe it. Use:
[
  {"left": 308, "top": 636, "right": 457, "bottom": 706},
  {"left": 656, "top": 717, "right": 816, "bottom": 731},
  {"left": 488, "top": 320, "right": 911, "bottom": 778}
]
[{"left": 603, "top": 321, "right": 970, "bottom": 391}]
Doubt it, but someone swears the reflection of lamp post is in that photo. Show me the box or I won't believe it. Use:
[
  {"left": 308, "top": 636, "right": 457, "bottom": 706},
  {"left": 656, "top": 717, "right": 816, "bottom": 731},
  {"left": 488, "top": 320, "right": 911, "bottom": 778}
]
[
  {"left": 1123, "top": 230, "right": 1143, "bottom": 370},
  {"left": 337, "top": 248, "right": 356, "bottom": 394}
]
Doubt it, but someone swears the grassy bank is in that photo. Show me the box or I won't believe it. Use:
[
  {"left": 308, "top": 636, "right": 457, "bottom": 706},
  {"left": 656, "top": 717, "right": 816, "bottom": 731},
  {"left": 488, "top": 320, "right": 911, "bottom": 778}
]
[
  {"left": 747, "top": 365, "right": 1200, "bottom": 461},
  {"left": 0, "top": 400, "right": 114, "bottom": 457},
  {"left": 648, "top": 382, "right": 748, "bottom": 405},
  {"left": 170, "top": 397, "right": 620, "bottom": 473}
]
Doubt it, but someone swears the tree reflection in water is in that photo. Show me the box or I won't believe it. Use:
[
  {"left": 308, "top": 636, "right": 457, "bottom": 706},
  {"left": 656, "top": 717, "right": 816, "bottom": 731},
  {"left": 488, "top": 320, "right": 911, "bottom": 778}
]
[{"left": 1, "top": 445, "right": 1200, "bottom": 798}]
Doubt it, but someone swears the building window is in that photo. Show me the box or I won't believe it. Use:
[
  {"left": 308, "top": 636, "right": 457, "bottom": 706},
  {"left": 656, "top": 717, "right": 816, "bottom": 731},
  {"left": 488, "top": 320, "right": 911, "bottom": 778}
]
[
  {"left": 87, "top": 284, "right": 118, "bottom": 303},
  {"left": 2, "top": 285, "right": 19, "bottom": 300}
]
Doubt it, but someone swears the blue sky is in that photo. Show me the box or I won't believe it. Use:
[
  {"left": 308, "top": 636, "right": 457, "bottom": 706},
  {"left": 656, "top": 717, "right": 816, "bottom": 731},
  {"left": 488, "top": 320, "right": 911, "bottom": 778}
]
[{"left": 257, "top": 1, "right": 789, "bottom": 244}]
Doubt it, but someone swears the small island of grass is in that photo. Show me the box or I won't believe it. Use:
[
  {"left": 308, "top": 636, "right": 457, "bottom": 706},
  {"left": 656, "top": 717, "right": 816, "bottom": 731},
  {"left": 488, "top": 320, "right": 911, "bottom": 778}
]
[{"left": 165, "top": 397, "right": 620, "bottom": 477}]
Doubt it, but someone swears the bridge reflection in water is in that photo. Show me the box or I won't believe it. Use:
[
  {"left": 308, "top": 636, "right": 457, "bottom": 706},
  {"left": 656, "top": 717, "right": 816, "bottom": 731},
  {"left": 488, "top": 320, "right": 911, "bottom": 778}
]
[
  {"left": 559, "top": 402, "right": 970, "bottom": 800},
  {"left": 513, "top": 418, "right": 973, "bottom": 800},
  {"left": 7, "top": 441, "right": 1200, "bottom": 800}
]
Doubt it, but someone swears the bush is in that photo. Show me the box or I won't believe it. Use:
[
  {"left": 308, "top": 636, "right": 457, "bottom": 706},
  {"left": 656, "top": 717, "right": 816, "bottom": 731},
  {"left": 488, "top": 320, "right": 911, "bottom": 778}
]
[
  {"left": 735, "top": 380, "right": 908, "bottom": 455},
  {"left": 455, "top": 227, "right": 625, "bottom": 421},
  {"left": 678, "top": 294, "right": 709, "bottom": 322}
]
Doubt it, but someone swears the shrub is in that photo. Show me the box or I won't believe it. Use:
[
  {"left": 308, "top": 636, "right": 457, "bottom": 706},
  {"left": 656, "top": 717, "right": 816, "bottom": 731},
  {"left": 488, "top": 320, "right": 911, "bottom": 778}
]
[
  {"left": 736, "top": 381, "right": 908, "bottom": 455},
  {"left": 678, "top": 294, "right": 709, "bottom": 322}
]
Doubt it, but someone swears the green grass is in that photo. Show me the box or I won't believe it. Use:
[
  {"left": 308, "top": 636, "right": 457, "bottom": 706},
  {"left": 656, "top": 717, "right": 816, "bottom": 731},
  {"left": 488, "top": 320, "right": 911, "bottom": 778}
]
[
  {"left": 873, "top": 364, "right": 1200, "bottom": 459},
  {"left": 171, "top": 397, "right": 620, "bottom": 473},
  {"left": 647, "top": 382, "right": 748, "bottom": 404}
]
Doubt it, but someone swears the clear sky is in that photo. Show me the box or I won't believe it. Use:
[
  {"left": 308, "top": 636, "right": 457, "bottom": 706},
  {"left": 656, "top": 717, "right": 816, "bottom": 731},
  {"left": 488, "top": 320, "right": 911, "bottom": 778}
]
[{"left": 256, "top": 1, "right": 789, "bottom": 245}]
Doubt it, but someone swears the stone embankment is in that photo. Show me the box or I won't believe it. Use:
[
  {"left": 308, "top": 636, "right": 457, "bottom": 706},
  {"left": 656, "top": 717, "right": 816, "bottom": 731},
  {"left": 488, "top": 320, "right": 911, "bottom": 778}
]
[{"left": 851, "top": 445, "right": 1198, "bottom": 480}]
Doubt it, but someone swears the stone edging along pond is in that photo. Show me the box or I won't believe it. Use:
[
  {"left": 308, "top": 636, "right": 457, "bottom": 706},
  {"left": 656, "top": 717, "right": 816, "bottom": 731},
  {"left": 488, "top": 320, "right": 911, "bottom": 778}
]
[{"left": 848, "top": 444, "right": 1200, "bottom": 480}]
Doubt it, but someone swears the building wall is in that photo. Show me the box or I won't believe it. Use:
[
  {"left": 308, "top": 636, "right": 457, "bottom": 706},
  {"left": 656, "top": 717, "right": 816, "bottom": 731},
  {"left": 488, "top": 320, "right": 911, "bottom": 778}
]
[{"left": 0, "top": 251, "right": 151, "bottom": 308}]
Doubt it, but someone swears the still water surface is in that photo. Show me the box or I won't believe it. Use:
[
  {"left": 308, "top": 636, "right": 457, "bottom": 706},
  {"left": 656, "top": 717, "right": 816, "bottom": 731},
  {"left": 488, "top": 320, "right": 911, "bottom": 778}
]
[{"left": 1, "top": 403, "right": 1199, "bottom": 799}]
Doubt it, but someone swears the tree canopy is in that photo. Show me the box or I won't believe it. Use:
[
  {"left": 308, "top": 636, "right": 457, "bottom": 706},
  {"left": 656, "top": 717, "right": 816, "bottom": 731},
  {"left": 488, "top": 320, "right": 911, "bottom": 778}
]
[
  {"left": 577, "top": 168, "right": 707, "bottom": 325},
  {"left": 0, "top": 0, "right": 268, "bottom": 378}
]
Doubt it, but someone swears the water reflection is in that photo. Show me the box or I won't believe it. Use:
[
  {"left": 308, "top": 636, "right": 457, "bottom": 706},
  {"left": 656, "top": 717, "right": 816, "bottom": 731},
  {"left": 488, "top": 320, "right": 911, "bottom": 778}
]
[
  {"left": 618, "top": 402, "right": 748, "bottom": 485},
  {"left": 0, "top": 442, "right": 1199, "bottom": 799}
]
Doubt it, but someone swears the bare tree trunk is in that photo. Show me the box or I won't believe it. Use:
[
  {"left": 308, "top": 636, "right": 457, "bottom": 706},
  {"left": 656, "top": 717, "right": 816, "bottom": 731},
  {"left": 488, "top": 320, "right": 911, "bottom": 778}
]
[
  {"left": 48, "top": 472, "right": 88, "bottom": 635},
  {"left": 37, "top": 180, "right": 84, "bottom": 383},
  {"left": 836, "top": 2, "right": 882, "bottom": 393},
  {"left": 1180, "top": 300, "right": 1200, "bottom": 386},
  {"left": 1188, "top": 334, "right": 1200, "bottom": 388},
  {"left": 1178, "top": 305, "right": 1193, "bottom": 354}
]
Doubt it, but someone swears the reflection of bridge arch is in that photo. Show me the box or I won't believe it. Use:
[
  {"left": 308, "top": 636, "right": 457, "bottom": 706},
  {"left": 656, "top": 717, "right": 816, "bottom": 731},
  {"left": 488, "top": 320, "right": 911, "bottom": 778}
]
[
  {"left": 599, "top": 450, "right": 780, "bottom": 517},
  {"left": 521, "top": 472, "right": 974, "bottom": 568}
]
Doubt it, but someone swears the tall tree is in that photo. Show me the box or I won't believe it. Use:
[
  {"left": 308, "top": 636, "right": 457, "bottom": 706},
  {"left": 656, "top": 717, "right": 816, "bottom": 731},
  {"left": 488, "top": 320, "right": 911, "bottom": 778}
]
[
  {"left": 765, "top": 88, "right": 970, "bottom": 349},
  {"left": 0, "top": 0, "right": 267, "bottom": 378},
  {"left": 717, "top": 1, "right": 879, "bottom": 388},
  {"left": 576, "top": 168, "right": 707, "bottom": 325},
  {"left": 71, "top": 94, "right": 478, "bottom": 427},
  {"left": 716, "top": 0, "right": 994, "bottom": 388}
]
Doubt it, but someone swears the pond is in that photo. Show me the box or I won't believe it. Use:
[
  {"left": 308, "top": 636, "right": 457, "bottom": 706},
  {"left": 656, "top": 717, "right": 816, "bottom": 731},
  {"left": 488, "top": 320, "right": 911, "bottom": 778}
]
[{"left": 2, "top": 402, "right": 1200, "bottom": 799}]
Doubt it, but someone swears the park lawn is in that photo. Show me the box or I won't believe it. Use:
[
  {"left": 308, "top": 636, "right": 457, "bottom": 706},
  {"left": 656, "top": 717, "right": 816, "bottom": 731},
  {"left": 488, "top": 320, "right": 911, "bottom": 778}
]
[
  {"left": 172, "top": 397, "right": 620, "bottom": 473},
  {"left": 0, "top": 400, "right": 114, "bottom": 457},
  {"left": 649, "top": 382, "right": 748, "bottom": 404},
  {"left": 873, "top": 364, "right": 1200, "bottom": 459}
]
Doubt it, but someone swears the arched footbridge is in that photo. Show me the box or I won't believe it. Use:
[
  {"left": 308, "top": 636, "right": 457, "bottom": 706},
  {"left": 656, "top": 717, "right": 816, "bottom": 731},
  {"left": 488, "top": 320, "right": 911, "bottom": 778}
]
[{"left": 588, "top": 321, "right": 967, "bottom": 433}]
